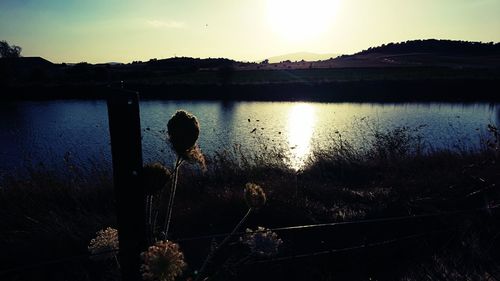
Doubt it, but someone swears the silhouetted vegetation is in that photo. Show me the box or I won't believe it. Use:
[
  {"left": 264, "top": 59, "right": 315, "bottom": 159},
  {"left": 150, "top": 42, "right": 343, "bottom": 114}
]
[
  {"left": 0, "top": 40, "right": 22, "bottom": 58},
  {"left": 146, "top": 57, "right": 235, "bottom": 70},
  {"left": 1, "top": 39, "right": 499, "bottom": 101},
  {"left": 1, "top": 35, "right": 499, "bottom": 280},
  {"left": 1, "top": 124, "right": 499, "bottom": 280},
  {"left": 357, "top": 39, "right": 500, "bottom": 55}
]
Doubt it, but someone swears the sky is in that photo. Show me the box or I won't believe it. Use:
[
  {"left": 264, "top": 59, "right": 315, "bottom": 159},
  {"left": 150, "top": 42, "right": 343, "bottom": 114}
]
[{"left": 1, "top": 0, "right": 499, "bottom": 63}]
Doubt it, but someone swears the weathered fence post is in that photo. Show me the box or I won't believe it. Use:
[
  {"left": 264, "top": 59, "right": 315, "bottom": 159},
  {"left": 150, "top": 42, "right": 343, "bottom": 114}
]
[{"left": 107, "top": 89, "right": 146, "bottom": 281}]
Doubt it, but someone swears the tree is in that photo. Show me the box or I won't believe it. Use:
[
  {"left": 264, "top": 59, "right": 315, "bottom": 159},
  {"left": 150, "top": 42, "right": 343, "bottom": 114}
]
[{"left": 0, "top": 40, "right": 22, "bottom": 58}]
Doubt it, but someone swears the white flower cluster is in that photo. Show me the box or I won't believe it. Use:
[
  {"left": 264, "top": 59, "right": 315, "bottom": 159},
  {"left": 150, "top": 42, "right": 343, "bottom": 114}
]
[
  {"left": 241, "top": 226, "right": 283, "bottom": 257},
  {"left": 88, "top": 227, "right": 119, "bottom": 261}
]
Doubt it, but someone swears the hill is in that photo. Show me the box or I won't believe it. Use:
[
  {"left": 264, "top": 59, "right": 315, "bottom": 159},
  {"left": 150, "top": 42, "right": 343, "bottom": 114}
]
[
  {"left": 0, "top": 57, "right": 58, "bottom": 82},
  {"left": 265, "top": 52, "right": 339, "bottom": 63},
  {"left": 321, "top": 39, "right": 500, "bottom": 68},
  {"left": 0, "top": 56, "right": 55, "bottom": 71},
  {"left": 357, "top": 39, "right": 500, "bottom": 55}
]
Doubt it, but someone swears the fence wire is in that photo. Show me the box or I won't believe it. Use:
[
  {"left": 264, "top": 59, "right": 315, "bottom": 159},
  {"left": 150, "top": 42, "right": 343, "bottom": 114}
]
[
  {"left": 176, "top": 204, "right": 499, "bottom": 242},
  {"left": 0, "top": 204, "right": 498, "bottom": 277},
  {"left": 247, "top": 229, "right": 450, "bottom": 265}
]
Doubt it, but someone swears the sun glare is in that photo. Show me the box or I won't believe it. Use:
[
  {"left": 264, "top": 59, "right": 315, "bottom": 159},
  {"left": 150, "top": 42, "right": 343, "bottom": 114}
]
[
  {"left": 287, "top": 103, "right": 316, "bottom": 170},
  {"left": 267, "top": 0, "right": 339, "bottom": 42}
]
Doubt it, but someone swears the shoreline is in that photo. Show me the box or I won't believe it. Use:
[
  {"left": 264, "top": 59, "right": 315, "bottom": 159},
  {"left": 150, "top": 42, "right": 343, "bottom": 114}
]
[{"left": 1, "top": 78, "right": 499, "bottom": 102}]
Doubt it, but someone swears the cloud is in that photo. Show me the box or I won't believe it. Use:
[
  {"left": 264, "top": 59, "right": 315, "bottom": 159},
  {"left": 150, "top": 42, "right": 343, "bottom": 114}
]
[{"left": 147, "top": 20, "right": 185, "bottom": 29}]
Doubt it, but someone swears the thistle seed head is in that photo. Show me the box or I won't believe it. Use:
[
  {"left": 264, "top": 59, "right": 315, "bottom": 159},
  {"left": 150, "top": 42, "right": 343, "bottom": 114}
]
[
  {"left": 167, "top": 110, "right": 200, "bottom": 156},
  {"left": 141, "top": 240, "right": 186, "bottom": 281},
  {"left": 244, "top": 183, "right": 266, "bottom": 209}
]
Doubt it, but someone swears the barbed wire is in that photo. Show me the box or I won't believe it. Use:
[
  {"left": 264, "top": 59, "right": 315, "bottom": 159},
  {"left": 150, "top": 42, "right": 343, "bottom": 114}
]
[
  {"left": 247, "top": 229, "right": 450, "bottom": 265},
  {"left": 0, "top": 204, "right": 497, "bottom": 277},
  {"left": 175, "top": 204, "right": 499, "bottom": 242}
]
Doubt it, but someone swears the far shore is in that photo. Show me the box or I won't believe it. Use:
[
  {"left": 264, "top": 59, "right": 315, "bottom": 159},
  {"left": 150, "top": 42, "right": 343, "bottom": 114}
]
[{"left": 2, "top": 78, "right": 500, "bottom": 102}]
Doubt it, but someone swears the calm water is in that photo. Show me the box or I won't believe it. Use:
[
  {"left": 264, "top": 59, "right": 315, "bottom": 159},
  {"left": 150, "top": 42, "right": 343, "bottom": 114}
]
[{"left": 1, "top": 100, "right": 499, "bottom": 174}]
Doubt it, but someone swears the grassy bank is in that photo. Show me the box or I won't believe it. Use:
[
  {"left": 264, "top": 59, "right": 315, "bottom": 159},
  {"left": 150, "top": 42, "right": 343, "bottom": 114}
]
[
  {"left": 1, "top": 125, "right": 499, "bottom": 280},
  {"left": 112, "top": 67, "right": 500, "bottom": 85},
  {"left": 2, "top": 75, "right": 500, "bottom": 102}
]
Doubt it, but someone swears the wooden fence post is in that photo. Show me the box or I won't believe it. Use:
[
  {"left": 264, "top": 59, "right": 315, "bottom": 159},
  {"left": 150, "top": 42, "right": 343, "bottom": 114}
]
[{"left": 107, "top": 89, "right": 146, "bottom": 281}]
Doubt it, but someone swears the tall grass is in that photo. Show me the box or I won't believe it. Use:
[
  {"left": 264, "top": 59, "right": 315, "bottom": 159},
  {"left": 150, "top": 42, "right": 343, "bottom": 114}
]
[{"left": 0, "top": 124, "right": 499, "bottom": 280}]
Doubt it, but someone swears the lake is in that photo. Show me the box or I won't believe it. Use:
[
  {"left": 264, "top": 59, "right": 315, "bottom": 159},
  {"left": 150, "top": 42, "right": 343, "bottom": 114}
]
[{"left": 1, "top": 100, "right": 499, "bottom": 175}]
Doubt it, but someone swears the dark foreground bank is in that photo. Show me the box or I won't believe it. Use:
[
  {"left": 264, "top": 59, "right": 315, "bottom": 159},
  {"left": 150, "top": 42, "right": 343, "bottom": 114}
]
[{"left": 1, "top": 125, "right": 499, "bottom": 281}]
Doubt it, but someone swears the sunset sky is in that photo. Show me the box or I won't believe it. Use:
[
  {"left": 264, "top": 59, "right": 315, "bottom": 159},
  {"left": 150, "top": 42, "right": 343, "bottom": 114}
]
[{"left": 1, "top": 0, "right": 499, "bottom": 63}]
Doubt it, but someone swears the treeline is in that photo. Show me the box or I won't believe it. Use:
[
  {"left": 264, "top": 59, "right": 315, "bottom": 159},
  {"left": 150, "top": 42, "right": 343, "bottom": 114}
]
[
  {"left": 67, "top": 57, "right": 237, "bottom": 80},
  {"left": 142, "top": 57, "right": 236, "bottom": 70},
  {"left": 0, "top": 57, "right": 238, "bottom": 85},
  {"left": 357, "top": 39, "right": 500, "bottom": 55}
]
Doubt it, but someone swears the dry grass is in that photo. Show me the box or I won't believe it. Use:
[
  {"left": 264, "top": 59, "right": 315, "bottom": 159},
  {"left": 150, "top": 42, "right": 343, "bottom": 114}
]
[{"left": 0, "top": 125, "right": 499, "bottom": 280}]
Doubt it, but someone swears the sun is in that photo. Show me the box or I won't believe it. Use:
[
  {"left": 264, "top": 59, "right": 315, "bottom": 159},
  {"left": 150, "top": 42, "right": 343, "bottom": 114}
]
[{"left": 267, "top": 0, "right": 339, "bottom": 42}]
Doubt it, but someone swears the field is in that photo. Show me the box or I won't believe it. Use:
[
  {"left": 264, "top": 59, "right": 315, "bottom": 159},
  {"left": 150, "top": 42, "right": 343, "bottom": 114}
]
[
  {"left": 1, "top": 125, "right": 499, "bottom": 280},
  {"left": 126, "top": 67, "right": 500, "bottom": 85}
]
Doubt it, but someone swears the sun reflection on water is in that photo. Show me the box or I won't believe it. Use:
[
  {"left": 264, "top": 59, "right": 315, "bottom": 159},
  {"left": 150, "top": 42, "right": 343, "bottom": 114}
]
[{"left": 287, "top": 103, "right": 316, "bottom": 170}]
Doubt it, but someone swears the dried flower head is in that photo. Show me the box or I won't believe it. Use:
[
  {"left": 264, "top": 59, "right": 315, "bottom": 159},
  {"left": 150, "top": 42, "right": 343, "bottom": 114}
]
[
  {"left": 167, "top": 110, "right": 200, "bottom": 156},
  {"left": 241, "top": 227, "right": 283, "bottom": 257},
  {"left": 88, "top": 227, "right": 119, "bottom": 261},
  {"left": 244, "top": 183, "right": 266, "bottom": 209},
  {"left": 143, "top": 163, "right": 172, "bottom": 194},
  {"left": 184, "top": 144, "right": 206, "bottom": 171},
  {"left": 141, "top": 240, "right": 186, "bottom": 281}
]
